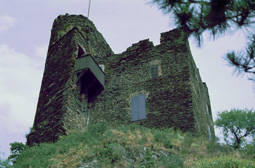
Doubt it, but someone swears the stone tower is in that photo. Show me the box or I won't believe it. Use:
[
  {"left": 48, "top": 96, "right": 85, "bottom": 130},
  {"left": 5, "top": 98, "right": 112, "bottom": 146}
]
[
  {"left": 27, "top": 14, "right": 113, "bottom": 145},
  {"left": 27, "top": 14, "right": 214, "bottom": 146}
]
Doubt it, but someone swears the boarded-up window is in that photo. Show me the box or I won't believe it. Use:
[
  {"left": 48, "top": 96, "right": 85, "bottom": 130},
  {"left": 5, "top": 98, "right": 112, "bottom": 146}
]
[
  {"left": 151, "top": 65, "right": 158, "bottom": 79},
  {"left": 131, "top": 95, "right": 146, "bottom": 121}
]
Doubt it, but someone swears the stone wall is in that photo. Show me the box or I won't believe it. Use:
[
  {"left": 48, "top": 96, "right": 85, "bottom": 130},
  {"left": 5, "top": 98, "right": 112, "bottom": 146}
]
[
  {"left": 186, "top": 42, "right": 214, "bottom": 138},
  {"left": 27, "top": 15, "right": 113, "bottom": 146},
  {"left": 90, "top": 28, "right": 214, "bottom": 137},
  {"left": 91, "top": 29, "right": 199, "bottom": 133},
  {"left": 49, "top": 14, "right": 113, "bottom": 60},
  {"left": 27, "top": 14, "right": 214, "bottom": 146}
]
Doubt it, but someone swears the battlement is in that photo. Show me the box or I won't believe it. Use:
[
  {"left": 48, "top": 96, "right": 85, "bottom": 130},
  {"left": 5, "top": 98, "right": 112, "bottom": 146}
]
[
  {"left": 160, "top": 28, "right": 188, "bottom": 44},
  {"left": 126, "top": 39, "right": 154, "bottom": 52}
]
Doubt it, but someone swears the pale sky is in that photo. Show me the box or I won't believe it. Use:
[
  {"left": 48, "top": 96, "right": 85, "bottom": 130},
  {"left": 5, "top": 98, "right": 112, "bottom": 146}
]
[{"left": 0, "top": 0, "right": 254, "bottom": 158}]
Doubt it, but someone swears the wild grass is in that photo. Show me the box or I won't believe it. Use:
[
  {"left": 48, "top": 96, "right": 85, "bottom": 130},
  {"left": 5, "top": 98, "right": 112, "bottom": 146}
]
[
  {"left": 14, "top": 123, "right": 255, "bottom": 168},
  {"left": 195, "top": 157, "right": 255, "bottom": 168}
]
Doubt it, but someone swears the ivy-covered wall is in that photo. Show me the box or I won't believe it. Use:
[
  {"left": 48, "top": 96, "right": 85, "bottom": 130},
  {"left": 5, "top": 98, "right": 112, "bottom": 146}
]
[
  {"left": 27, "top": 14, "right": 113, "bottom": 146},
  {"left": 91, "top": 29, "right": 213, "bottom": 137},
  {"left": 27, "top": 14, "right": 214, "bottom": 146}
]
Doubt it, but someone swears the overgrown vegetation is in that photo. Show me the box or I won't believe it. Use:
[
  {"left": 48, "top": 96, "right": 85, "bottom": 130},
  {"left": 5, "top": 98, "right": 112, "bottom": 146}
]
[
  {"left": 10, "top": 122, "right": 255, "bottom": 168},
  {"left": 215, "top": 109, "right": 255, "bottom": 149},
  {"left": 196, "top": 157, "right": 255, "bottom": 168},
  {"left": 0, "top": 148, "right": 11, "bottom": 168},
  {"left": 8, "top": 142, "right": 26, "bottom": 164}
]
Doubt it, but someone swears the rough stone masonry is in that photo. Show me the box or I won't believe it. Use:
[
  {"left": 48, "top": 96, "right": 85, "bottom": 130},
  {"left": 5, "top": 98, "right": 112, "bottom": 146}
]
[{"left": 27, "top": 14, "right": 215, "bottom": 146}]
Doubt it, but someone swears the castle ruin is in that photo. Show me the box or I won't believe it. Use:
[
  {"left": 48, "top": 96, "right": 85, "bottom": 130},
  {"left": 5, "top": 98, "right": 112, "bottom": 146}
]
[{"left": 27, "top": 14, "right": 214, "bottom": 146}]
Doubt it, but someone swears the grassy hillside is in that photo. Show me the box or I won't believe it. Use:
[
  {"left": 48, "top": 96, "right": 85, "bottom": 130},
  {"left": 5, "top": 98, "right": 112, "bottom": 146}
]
[{"left": 14, "top": 123, "right": 255, "bottom": 168}]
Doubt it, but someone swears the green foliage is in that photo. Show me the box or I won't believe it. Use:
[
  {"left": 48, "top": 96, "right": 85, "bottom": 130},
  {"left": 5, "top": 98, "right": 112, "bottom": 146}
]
[
  {"left": 159, "top": 154, "right": 184, "bottom": 168},
  {"left": 0, "top": 159, "right": 12, "bottom": 168},
  {"left": 151, "top": 0, "right": 255, "bottom": 43},
  {"left": 152, "top": 0, "right": 255, "bottom": 81},
  {"left": 106, "top": 143, "right": 125, "bottom": 160},
  {"left": 8, "top": 142, "right": 26, "bottom": 164},
  {"left": 13, "top": 122, "right": 255, "bottom": 167},
  {"left": 225, "top": 34, "right": 255, "bottom": 81},
  {"left": 14, "top": 123, "right": 185, "bottom": 167},
  {"left": 0, "top": 147, "right": 12, "bottom": 168},
  {"left": 242, "top": 137, "right": 255, "bottom": 159},
  {"left": 195, "top": 157, "right": 255, "bottom": 168},
  {"left": 14, "top": 143, "right": 57, "bottom": 167},
  {"left": 206, "top": 141, "right": 233, "bottom": 155},
  {"left": 140, "top": 148, "right": 156, "bottom": 167},
  {"left": 153, "top": 128, "right": 176, "bottom": 148},
  {"left": 181, "top": 132, "right": 194, "bottom": 147},
  {"left": 215, "top": 109, "right": 255, "bottom": 149}
]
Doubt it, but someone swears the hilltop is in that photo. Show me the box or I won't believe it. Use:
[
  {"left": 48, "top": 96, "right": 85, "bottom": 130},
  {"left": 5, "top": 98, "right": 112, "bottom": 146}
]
[{"left": 14, "top": 123, "right": 255, "bottom": 167}]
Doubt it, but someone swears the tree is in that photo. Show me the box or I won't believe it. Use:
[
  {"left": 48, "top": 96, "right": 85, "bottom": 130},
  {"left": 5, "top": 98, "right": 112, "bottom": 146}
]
[
  {"left": 0, "top": 158, "right": 11, "bottom": 168},
  {"left": 0, "top": 147, "right": 11, "bottom": 168},
  {"left": 151, "top": 0, "right": 255, "bottom": 80},
  {"left": 225, "top": 34, "right": 255, "bottom": 81},
  {"left": 215, "top": 109, "right": 255, "bottom": 149},
  {"left": 8, "top": 142, "right": 26, "bottom": 164}
]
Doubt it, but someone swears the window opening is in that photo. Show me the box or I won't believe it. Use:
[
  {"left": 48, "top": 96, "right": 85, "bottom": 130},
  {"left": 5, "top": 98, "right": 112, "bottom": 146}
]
[
  {"left": 78, "top": 46, "right": 85, "bottom": 58},
  {"left": 208, "top": 125, "right": 211, "bottom": 140},
  {"left": 131, "top": 95, "right": 146, "bottom": 121},
  {"left": 151, "top": 65, "right": 158, "bottom": 79},
  {"left": 206, "top": 105, "right": 211, "bottom": 115},
  {"left": 99, "top": 64, "right": 105, "bottom": 72}
]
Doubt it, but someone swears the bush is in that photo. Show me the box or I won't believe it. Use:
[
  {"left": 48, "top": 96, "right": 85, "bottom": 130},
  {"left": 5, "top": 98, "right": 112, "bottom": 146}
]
[
  {"left": 243, "top": 141, "right": 255, "bottom": 159},
  {"left": 0, "top": 157, "right": 11, "bottom": 168},
  {"left": 154, "top": 130, "right": 172, "bottom": 148},
  {"left": 181, "top": 132, "right": 194, "bottom": 147},
  {"left": 157, "top": 153, "right": 184, "bottom": 168},
  {"left": 195, "top": 157, "right": 255, "bottom": 168},
  {"left": 106, "top": 143, "right": 125, "bottom": 160},
  {"left": 206, "top": 141, "right": 233, "bottom": 155},
  {"left": 153, "top": 128, "right": 178, "bottom": 148},
  {"left": 8, "top": 142, "right": 26, "bottom": 164}
]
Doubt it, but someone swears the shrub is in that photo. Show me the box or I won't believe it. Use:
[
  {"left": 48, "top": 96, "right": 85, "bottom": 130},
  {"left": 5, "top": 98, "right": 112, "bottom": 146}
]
[
  {"left": 0, "top": 154, "right": 11, "bottom": 168},
  {"left": 206, "top": 141, "right": 233, "bottom": 155},
  {"left": 181, "top": 132, "right": 194, "bottom": 147},
  {"left": 195, "top": 157, "right": 255, "bottom": 168},
  {"left": 243, "top": 141, "right": 255, "bottom": 159},
  {"left": 157, "top": 153, "right": 184, "bottom": 168},
  {"left": 106, "top": 143, "right": 125, "bottom": 161},
  {"left": 154, "top": 130, "right": 172, "bottom": 148},
  {"left": 153, "top": 128, "right": 177, "bottom": 148}
]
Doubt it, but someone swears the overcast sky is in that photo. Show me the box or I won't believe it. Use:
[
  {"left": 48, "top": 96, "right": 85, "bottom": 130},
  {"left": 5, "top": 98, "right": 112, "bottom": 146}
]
[{"left": 0, "top": 0, "right": 254, "bottom": 158}]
